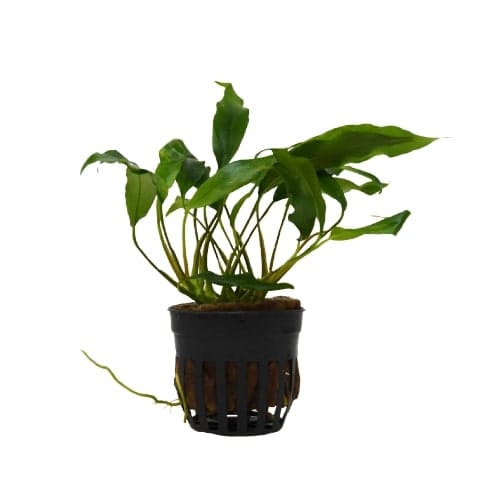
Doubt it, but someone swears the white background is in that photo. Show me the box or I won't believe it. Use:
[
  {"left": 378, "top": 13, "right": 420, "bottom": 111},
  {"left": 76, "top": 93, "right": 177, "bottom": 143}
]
[{"left": 1, "top": 0, "right": 498, "bottom": 497}]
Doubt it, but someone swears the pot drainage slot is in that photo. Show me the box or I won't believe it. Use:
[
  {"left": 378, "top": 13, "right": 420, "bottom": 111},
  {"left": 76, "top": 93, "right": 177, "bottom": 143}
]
[{"left": 175, "top": 358, "right": 299, "bottom": 436}]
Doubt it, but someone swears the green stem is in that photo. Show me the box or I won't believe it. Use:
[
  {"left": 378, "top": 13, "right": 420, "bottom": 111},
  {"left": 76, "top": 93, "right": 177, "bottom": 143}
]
[
  {"left": 225, "top": 186, "right": 259, "bottom": 274},
  {"left": 264, "top": 235, "right": 330, "bottom": 284},
  {"left": 229, "top": 198, "right": 274, "bottom": 275},
  {"left": 254, "top": 148, "right": 273, "bottom": 158},
  {"left": 189, "top": 206, "right": 222, "bottom": 301},
  {"left": 269, "top": 201, "right": 290, "bottom": 271},
  {"left": 224, "top": 199, "right": 257, "bottom": 275},
  {"left": 181, "top": 209, "right": 190, "bottom": 275},
  {"left": 188, "top": 212, "right": 228, "bottom": 271},
  {"left": 210, "top": 236, "right": 227, "bottom": 273},
  {"left": 300, "top": 207, "right": 345, "bottom": 243},
  {"left": 132, "top": 227, "right": 177, "bottom": 287},
  {"left": 156, "top": 200, "right": 184, "bottom": 280},
  {"left": 222, "top": 206, "right": 250, "bottom": 274},
  {"left": 193, "top": 208, "right": 200, "bottom": 251},
  {"left": 82, "top": 350, "right": 180, "bottom": 407},
  {"left": 201, "top": 205, "right": 222, "bottom": 273},
  {"left": 192, "top": 207, "right": 212, "bottom": 275},
  {"left": 256, "top": 200, "right": 268, "bottom": 275},
  {"left": 220, "top": 207, "right": 242, "bottom": 261}
]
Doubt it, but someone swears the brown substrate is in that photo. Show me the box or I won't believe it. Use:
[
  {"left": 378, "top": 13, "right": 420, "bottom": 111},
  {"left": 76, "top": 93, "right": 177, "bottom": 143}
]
[
  {"left": 170, "top": 296, "right": 301, "bottom": 312},
  {"left": 176, "top": 359, "right": 300, "bottom": 415}
]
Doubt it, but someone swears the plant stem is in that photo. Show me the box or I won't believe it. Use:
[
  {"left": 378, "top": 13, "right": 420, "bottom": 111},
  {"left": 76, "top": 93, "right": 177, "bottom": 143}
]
[
  {"left": 82, "top": 350, "right": 180, "bottom": 407},
  {"left": 156, "top": 200, "right": 184, "bottom": 280},
  {"left": 193, "top": 208, "right": 200, "bottom": 250},
  {"left": 220, "top": 207, "right": 241, "bottom": 260},
  {"left": 201, "top": 205, "right": 222, "bottom": 273},
  {"left": 188, "top": 206, "right": 222, "bottom": 301},
  {"left": 229, "top": 198, "right": 274, "bottom": 275},
  {"left": 269, "top": 201, "right": 290, "bottom": 271},
  {"left": 264, "top": 235, "right": 330, "bottom": 284},
  {"left": 223, "top": 206, "right": 250, "bottom": 274},
  {"left": 181, "top": 209, "right": 190, "bottom": 275},
  {"left": 225, "top": 186, "right": 258, "bottom": 274},
  {"left": 210, "top": 237, "right": 226, "bottom": 273},
  {"left": 189, "top": 212, "right": 228, "bottom": 271},
  {"left": 223, "top": 193, "right": 258, "bottom": 275},
  {"left": 132, "top": 227, "right": 177, "bottom": 287},
  {"left": 256, "top": 200, "right": 268, "bottom": 275}
]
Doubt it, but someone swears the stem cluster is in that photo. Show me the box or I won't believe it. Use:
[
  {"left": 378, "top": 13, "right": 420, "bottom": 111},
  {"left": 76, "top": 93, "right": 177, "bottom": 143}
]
[{"left": 134, "top": 189, "right": 343, "bottom": 304}]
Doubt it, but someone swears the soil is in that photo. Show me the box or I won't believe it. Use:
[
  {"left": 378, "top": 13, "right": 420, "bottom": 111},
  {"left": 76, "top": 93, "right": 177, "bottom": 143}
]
[
  {"left": 170, "top": 296, "right": 301, "bottom": 312},
  {"left": 177, "top": 358, "right": 300, "bottom": 414}
]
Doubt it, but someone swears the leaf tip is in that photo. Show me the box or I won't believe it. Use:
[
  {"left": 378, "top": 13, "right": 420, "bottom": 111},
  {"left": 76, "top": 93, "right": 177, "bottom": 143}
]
[{"left": 393, "top": 210, "right": 411, "bottom": 235}]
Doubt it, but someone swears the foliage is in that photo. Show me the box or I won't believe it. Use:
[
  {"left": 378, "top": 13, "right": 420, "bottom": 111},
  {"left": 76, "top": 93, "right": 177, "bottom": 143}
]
[{"left": 81, "top": 82, "right": 436, "bottom": 303}]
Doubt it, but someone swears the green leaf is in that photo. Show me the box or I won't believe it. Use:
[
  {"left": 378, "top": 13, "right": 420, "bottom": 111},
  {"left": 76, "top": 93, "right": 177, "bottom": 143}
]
[
  {"left": 165, "top": 196, "right": 188, "bottom": 216},
  {"left": 329, "top": 165, "right": 387, "bottom": 195},
  {"left": 159, "top": 139, "right": 189, "bottom": 162},
  {"left": 229, "top": 189, "right": 254, "bottom": 226},
  {"left": 258, "top": 167, "right": 281, "bottom": 196},
  {"left": 177, "top": 157, "right": 210, "bottom": 197},
  {"left": 80, "top": 150, "right": 139, "bottom": 174},
  {"left": 80, "top": 150, "right": 156, "bottom": 226},
  {"left": 157, "top": 139, "right": 210, "bottom": 197},
  {"left": 273, "top": 149, "right": 326, "bottom": 240},
  {"left": 318, "top": 172, "right": 347, "bottom": 213},
  {"left": 193, "top": 271, "right": 294, "bottom": 291},
  {"left": 291, "top": 124, "right": 437, "bottom": 170},
  {"left": 340, "top": 165, "right": 385, "bottom": 184},
  {"left": 125, "top": 168, "right": 157, "bottom": 227},
  {"left": 187, "top": 157, "right": 273, "bottom": 209},
  {"left": 155, "top": 163, "right": 182, "bottom": 204},
  {"left": 273, "top": 182, "right": 288, "bottom": 202},
  {"left": 212, "top": 82, "right": 249, "bottom": 168},
  {"left": 330, "top": 210, "right": 411, "bottom": 241},
  {"left": 336, "top": 178, "right": 387, "bottom": 195}
]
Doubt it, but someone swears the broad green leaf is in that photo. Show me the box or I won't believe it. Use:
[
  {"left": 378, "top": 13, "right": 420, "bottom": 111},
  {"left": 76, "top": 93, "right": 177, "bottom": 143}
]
[
  {"left": 158, "top": 139, "right": 210, "bottom": 197},
  {"left": 318, "top": 172, "right": 347, "bottom": 213},
  {"left": 336, "top": 178, "right": 387, "bottom": 195},
  {"left": 159, "top": 139, "right": 190, "bottom": 162},
  {"left": 187, "top": 157, "right": 273, "bottom": 209},
  {"left": 212, "top": 82, "right": 249, "bottom": 168},
  {"left": 291, "top": 124, "right": 436, "bottom": 170},
  {"left": 155, "top": 160, "right": 183, "bottom": 203},
  {"left": 330, "top": 210, "right": 410, "bottom": 241},
  {"left": 80, "top": 150, "right": 156, "bottom": 226},
  {"left": 273, "top": 182, "right": 288, "bottom": 202},
  {"left": 258, "top": 165, "right": 281, "bottom": 196},
  {"left": 125, "top": 168, "right": 157, "bottom": 227},
  {"left": 177, "top": 157, "right": 210, "bottom": 196},
  {"left": 193, "top": 271, "right": 294, "bottom": 291},
  {"left": 273, "top": 149, "right": 326, "bottom": 240},
  {"left": 80, "top": 150, "right": 139, "bottom": 174}
]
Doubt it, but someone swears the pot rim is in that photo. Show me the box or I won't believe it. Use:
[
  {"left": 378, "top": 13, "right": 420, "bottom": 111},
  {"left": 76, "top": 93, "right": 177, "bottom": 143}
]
[{"left": 168, "top": 306, "right": 305, "bottom": 315}]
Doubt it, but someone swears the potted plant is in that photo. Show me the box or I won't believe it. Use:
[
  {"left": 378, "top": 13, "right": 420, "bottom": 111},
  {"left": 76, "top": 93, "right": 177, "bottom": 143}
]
[{"left": 81, "top": 82, "right": 436, "bottom": 436}]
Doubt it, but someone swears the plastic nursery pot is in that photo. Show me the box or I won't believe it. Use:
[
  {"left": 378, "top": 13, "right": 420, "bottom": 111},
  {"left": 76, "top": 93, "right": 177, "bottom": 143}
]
[{"left": 169, "top": 303, "right": 304, "bottom": 436}]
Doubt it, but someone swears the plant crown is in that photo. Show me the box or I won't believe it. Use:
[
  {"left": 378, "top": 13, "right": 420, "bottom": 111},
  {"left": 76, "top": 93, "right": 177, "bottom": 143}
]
[{"left": 81, "top": 82, "right": 436, "bottom": 303}]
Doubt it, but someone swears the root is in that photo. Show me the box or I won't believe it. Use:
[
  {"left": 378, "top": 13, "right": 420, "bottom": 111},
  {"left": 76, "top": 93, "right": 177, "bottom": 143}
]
[{"left": 81, "top": 350, "right": 180, "bottom": 407}]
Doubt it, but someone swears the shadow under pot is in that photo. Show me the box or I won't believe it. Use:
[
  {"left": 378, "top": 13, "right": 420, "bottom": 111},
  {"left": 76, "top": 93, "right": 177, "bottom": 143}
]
[{"left": 169, "top": 305, "right": 303, "bottom": 436}]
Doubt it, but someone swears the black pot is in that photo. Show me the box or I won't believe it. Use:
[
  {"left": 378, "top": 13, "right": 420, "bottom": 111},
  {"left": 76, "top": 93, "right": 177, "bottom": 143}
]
[{"left": 169, "top": 306, "right": 304, "bottom": 436}]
